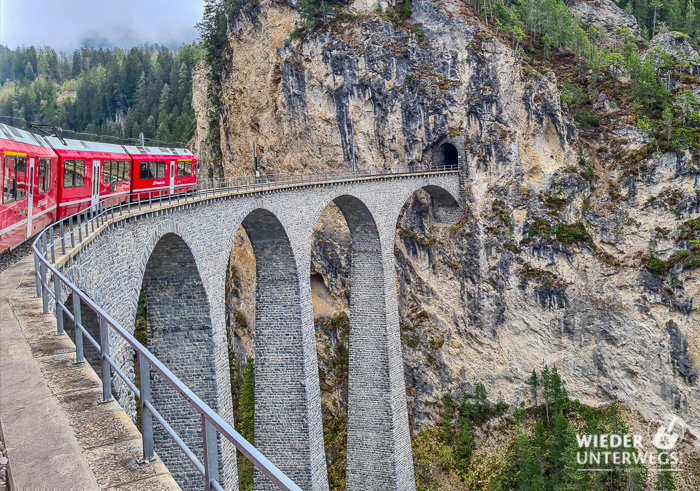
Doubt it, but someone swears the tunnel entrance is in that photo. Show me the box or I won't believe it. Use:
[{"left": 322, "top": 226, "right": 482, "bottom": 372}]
[{"left": 441, "top": 143, "right": 459, "bottom": 168}]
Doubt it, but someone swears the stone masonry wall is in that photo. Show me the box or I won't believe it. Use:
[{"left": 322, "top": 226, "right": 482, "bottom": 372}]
[{"left": 142, "top": 233, "right": 224, "bottom": 488}]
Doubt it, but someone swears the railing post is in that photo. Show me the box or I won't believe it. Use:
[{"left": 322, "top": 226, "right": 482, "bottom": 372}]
[
  {"left": 53, "top": 272, "right": 64, "bottom": 335},
  {"left": 60, "top": 220, "right": 66, "bottom": 255},
  {"left": 69, "top": 216, "right": 75, "bottom": 247},
  {"left": 34, "top": 252, "right": 41, "bottom": 298},
  {"left": 99, "top": 317, "right": 113, "bottom": 402},
  {"left": 202, "top": 415, "right": 219, "bottom": 491},
  {"left": 73, "top": 293, "right": 84, "bottom": 364},
  {"left": 49, "top": 226, "right": 55, "bottom": 262},
  {"left": 40, "top": 235, "right": 49, "bottom": 313},
  {"left": 138, "top": 352, "right": 155, "bottom": 462},
  {"left": 84, "top": 210, "right": 89, "bottom": 236},
  {"left": 77, "top": 212, "right": 83, "bottom": 243}
]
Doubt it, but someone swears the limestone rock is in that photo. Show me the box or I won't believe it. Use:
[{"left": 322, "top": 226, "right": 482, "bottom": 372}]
[
  {"left": 647, "top": 31, "right": 700, "bottom": 65},
  {"left": 569, "top": 0, "right": 641, "bottom": 41}
]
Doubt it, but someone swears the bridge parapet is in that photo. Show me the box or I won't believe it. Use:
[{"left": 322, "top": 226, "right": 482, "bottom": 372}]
[{"left": 32, "top": 165, "right": 462, "bottom": 490}]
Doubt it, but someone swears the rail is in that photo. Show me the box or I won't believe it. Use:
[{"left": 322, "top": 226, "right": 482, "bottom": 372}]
[{"left": 30, "top": 164, "right": 460, "bottom": 490}]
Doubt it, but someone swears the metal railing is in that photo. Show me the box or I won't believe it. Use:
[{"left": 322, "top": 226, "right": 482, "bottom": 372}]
[{"left": 31, "top": 163, "right": 460, "bottom": 490}]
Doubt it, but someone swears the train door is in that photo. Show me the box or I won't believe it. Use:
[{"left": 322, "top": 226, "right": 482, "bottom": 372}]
[
  {"left": 91, "top": 160, "right": 101, "bottom": 211},
  {"left": 169, "top": 161, "right": 175, "bottom": 194},
  {"left": 26, "top": 157, "right": 35, "bottom": 238}
]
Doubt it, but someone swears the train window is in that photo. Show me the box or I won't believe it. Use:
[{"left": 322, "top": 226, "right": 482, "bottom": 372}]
[
  {"left": 104, "top": 161, "right": 116, "bottom": 191},
  {"left": 3, "top": 155, "right": 27, "bottom": 204},
  {"left": 139, "top": 161, "right": 153, "bottom": 180},
  {"left": 2, "top": 155, "right": 14, "bottom": 204},
  {"left": 138, "top": 161, "right": 165, "bottom": 180},
  {"left": 17, "top": 157, "right": 26, "bottom": 201},
  {"left": 38, "top": 158, "right": 51, "bottom": 194},
  {"left": 177, "top": 160, "right": 192, "bottom": 177},
  {"left": 153, "top": 161, "right": 166, "bottom": 179},
  {"left": 103, "top": 161, "right": 114, "bottom": 185},
  {"left": 119, "top": 161, "right": 130, "bottom": 181},
  {"left": 64, "top": 160, "right": 85, "bottom": 188}
]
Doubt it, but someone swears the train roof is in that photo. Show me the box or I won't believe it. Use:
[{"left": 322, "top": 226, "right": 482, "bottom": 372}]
[
  {"left": 0, "top": 124, "right": 194, "bottom": 158},
  {"left": 43, "top": 135, "right": 130, "bottom": 155},
  {"left": 122, "top": 145, "right": 195, "bottom": 157},
  {"left": 0, "top": 123, "right": 53, "bottom": 149}
]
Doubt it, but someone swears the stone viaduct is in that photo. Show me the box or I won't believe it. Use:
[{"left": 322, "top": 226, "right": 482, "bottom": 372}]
[{"left": 57, "top": 170, "right": 462, "bottom": 490}]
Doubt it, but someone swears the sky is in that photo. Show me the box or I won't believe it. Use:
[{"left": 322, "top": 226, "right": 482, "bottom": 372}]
[{"left": 0, "top": 0, "right": 205, "bottom": 52}]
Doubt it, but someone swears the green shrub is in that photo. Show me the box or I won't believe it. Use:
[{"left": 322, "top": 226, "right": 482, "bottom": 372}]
[
  {"left": 575, "top": 110, "right": 600, "bottom": 129},
  {"left": 554, "top": 222, "right": 591, "bottom": 244}
]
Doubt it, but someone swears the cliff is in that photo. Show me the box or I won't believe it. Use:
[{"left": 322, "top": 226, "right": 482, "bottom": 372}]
[{"left": 194, "top": 0, "right": 700, "bottom": 484}]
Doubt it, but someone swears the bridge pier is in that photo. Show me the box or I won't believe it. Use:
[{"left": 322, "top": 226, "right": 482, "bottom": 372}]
[
  {"left": 141, "top": 233, "right": 237, "bottom": 489},
  {"left": 243, "top": 209, "right": 328, "bottom": 491},
  {"left": 332, "top": 196, "right": 416, "bottom": 491}
]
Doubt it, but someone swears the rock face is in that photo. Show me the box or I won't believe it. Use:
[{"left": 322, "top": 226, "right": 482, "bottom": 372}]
[
  {"left": 568, "top": 0, "right": 641, "bottom": 40},
  {"left": 647, "top": 31, "right": 700, "bottom": 63},
  {"left": 195, "top": 0, "right": 700, "bottom": 439},
  {"left": 192, "top": 62, "right": 219, "bottom": 178}
]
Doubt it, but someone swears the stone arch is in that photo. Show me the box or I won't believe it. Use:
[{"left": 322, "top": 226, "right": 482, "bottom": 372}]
[
  {"left": 312, "top": 193, "right": 416, "bottom": 490},
  {"left": 139, "top": 231, "right": 219, "bottom": 488},
  {"left": 237, "top": 207, "right": 327, "bottom": 490},
  {"left": 391, "top": 180, "right": 463, "bottom": 452},
  {"left": 391, "top": 181, "right": 461, "bottom": 229},
  {"left": 133, "top": 220, "right": 205, "bottom": 303}
]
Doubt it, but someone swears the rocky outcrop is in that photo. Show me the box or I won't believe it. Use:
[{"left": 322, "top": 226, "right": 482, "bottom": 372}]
[
  {"left": 647, "top": 31, "right": 700, "bottom": 64},
  {"left": 569, "top": 0, "right": 641, "bottom": 40},
  {"left": 192, "top": 61, "right": 219, "bottom": 178},
  {"left": 196, "top": 0, "right": 700, "bottom": 441}
]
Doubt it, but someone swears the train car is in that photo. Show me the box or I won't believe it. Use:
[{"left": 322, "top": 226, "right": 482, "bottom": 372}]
[
  {"left": 0, "top": 124, "right": 58, "bottom": 253},
  {"left": 123, "top": 145, "right": 197, "bottom": 200},
  {"left": 43, "top": 136, "right": 133, "bottom": 218},
  {"left": 1, "top": 122, "right": 199, "bottom": 253}
]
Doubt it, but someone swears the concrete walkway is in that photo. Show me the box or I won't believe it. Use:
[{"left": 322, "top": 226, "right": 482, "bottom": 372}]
[
  {"left": 0, "top": 256, "right": 98, "bottom": 489},
  {"left": 0, "top": 257, "right": 179, "bottom": 490}
]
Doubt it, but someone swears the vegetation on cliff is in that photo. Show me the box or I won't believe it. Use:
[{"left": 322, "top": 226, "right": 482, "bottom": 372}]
[{"left": 411, "top": 366, "right": 663, "bottom": 490}]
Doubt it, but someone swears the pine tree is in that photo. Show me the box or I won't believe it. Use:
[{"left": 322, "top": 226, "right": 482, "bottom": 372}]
[
  {"left": 529, "top": 369, "right": 539, "bottom": 407},
  {"left": 25, "top": 61, "right": 35, "bottom": 81},
  {"left": 686, "top": 0, "right": 697, "bottom": 38},
  {"left": 555, "top": 419, "right": 585, "bottom": 490},
  {"left": 514, "top": 425, "right": 545, "bottom": 489},
  {"left": 655, "top": 447, "right": 677, "bottom": 490}
]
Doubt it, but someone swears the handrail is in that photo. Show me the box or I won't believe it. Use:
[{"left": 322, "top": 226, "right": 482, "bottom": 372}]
[{"left": 31, "top": 163, "right": 460, "bottom": 490}]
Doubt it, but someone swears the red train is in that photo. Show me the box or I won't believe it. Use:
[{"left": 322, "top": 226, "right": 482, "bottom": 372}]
[{"left": 0, "top": 124, "right": 197, "bottom": 253}]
